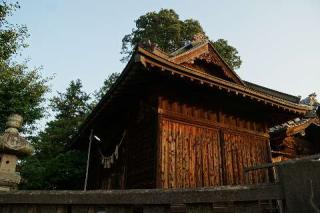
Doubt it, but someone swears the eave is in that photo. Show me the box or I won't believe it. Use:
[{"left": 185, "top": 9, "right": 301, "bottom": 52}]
[
  {"left": 136, "top": 47, "right": 311, "bottom": 115},
  {"left": 169, "top": 41, "right": 246, "bottom": 86},
  {"left": 73, "top": 46, "right": 311, "bottom": 148},
  {"left": 72, "top": 52, "right": 140, "bottom": 147}
]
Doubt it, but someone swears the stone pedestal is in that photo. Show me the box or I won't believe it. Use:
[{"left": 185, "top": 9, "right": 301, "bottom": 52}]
[
  {"left": 277, "top": 159, "right": 320, "bottom": 213},
  {"left": 0, "top": 114, "right": 34, "bottom": 191}
]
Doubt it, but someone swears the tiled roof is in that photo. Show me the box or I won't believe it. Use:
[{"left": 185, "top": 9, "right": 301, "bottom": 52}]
[
  {"left": 138, "top": 47, "right": 310, "bottom": 113},
  {"left": 168, "top": 40, "right": 303, "bottom": 106},
  {"left": 72, "top": 43, "right": 312, "bottom": 147},
  {"left": 269, "top": 95, "right": 319, "bottom": 134},
  {"left": 244, "top": 81, "right": 301, "bottom": 104},
  {"left": 269, "top": 114, "right": 319, "bottom": 135},
  {"left": 170, "top": 40, "right": 208, "bottom": 56},
  {"left": 269, "top": 117, "right": 311, "bottom": 133}
]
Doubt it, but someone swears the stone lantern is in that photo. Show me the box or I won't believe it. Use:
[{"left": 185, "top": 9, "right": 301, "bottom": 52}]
[{"left": 0, "top": 114, "right": 34, "bottom": 191}]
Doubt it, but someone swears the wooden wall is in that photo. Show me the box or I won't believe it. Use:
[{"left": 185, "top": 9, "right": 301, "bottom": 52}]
[
  {"left": 125, "top": 100, "right": 158, "bottom": 189},
  {"left": 86, "top": 71, "right": 275, "bottom": 190},
  {"left": 158, "top": 118, "right": 222, "bottom": 188},
  {"left": 157, "top": 93, "right": 271, "bottom": 188},
  {"left": 87, "top": 93, "right": 158, "bottom": 190},
  {"left": 222, "top": 130, "right": 270, "bottom": 185}
]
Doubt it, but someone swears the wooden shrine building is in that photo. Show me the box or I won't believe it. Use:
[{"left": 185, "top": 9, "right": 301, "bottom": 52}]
[
  {"left": 270, "top": 107, "right": 320, "bottom": 162},
  {"left": 73, "top": 35, "right": 311, "bottom": 190}
]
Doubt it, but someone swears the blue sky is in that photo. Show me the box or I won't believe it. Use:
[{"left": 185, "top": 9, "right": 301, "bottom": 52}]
[{"left": 10, "top": 0, "right": 320, "bottom": 100}]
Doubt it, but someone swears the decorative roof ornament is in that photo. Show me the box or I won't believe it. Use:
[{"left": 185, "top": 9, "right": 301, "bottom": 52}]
[
  {"left": 300, "top": 93, "right": 319, "bottom": 118},
  {"left": 0, "top": 114, "right": 34, "bottom": 191},
  {"left": 139, "top": 40, "right": 170, "bottom": 59},
  {"left": 139, "top": 39, "right": 158, "bottom": 52},
  {"left": 192, "top": 33, "right": 207, "bottom": 43},
  {"left": 300, "top": 93, "right": 319, "bottom": 107}
]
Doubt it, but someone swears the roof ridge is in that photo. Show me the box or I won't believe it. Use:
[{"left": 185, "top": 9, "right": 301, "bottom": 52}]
[
  {"left": 137, "top": 47, "right": 311, "bottom": 112},
  {"left": 244, "top": 81, "right": 301, "bottom": 104},
  {"left": 168, "top": 40, "right": 246, "bottom": 86},
  {"left": 169, "top": 39, "right": 209, "bottom": 57}
]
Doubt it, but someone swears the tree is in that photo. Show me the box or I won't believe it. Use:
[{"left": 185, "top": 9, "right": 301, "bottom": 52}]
[
  {"left": 121, "top": 9, "right": 242, "bottom": 70},
  {"left": 94, "top": 72, "right": 120, "bottom": 100},
  {"left": 213, "top": 39, "right": 242, "bottom": 70},
  {"left": 0, "top": 63, "right": 50, "bottom": 133},
  {"left": 121, "top": 9, "right": 204, "bottom": 62},
  {"left": 0, "top": 1, "right": 28, "bottom": 63},
  {"left": 0, "top": 1, "right": 49, "bottom": 133},
  {"left": 20, "top": 80, "right": 91, "bottom": 190}
]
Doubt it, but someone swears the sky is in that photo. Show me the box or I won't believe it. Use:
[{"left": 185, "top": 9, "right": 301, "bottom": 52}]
[{"left": 9, "top": 0, "right": 320, "bottom": 101}]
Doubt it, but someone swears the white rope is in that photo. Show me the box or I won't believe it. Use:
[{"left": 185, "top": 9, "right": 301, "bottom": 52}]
[{"left": 97, "top": 130, "right": 127, "bottom": 169}]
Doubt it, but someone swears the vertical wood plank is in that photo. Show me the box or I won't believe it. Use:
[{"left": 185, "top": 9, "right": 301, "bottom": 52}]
[
  {"left": 104, "top": 206, "right": 133, "bottom": 213},
  {"left": 163, "top": 120, "right": 169, "bottom": 188},
  {"left": 202, "top": 129, "right": 209, "bottom": 186},
  {"left": 158, "top": 115, "right": 271, "bottom": 189},
  {"left": 56, "top": 206, "right": 68, "bottom": 213},
  {"left": 189, "top": 125, "right": 196, "bottom": 187},
  {"left": 157, "top": 116, "right": 163, "bottom": 188},
  {"left": 143, "top": 206, "right": 170, "bottom": 213},
  {"left": 224, "top": 132, "right": 232, "bottom": 185},
  {"left": 238, "top": 136, "right": 245, "bottom": 185},
  {"left": 182, "top": 125, "right": 189, "bottom": 188},
  {"left": 250, "top": 136, "right": 257, "bottom": 184},
  {"left": 195, "top": 133, "right": 203, "bottom": 187},
  {"left": 9, "top": 205, "right": 28, "bottom": 213},
  {"left": 71, "top": 206, "right": 89, "bottom": 213},
  {"left": 216, "top": 130, "right": 223, "bottom": 186},
  {"left": 208, "top": 132, "right": 215, "bottom": 186},
  {"left": 0, "top": 206, "right": 10, "bottom": 213},
  {"left": 186, "top": 204, "right": 212, "bottom": 213},
  {"left": 176, "top": 123, "right": 182, "bottom": 188},
  {"left": 233, "top": 135, "right": 238, "bottom": 185},
  {"left": 168, "top": 121, "right": 175, "bottom": 188}
]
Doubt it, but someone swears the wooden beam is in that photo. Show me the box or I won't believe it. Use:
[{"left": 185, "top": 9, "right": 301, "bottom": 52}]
[{"left": 0, "top": 184, "right": 283, "bottom": 205}]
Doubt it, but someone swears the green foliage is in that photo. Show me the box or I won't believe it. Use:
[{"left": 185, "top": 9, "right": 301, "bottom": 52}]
[
  {"left": 213, "top": 39, "right": 242, "bottom": 70},
  {"left": 50, "top": 79, "right": 91, "bottom": 120},
  {"left": 20, "top": 80, "right": 91, "bottom": 190},
  {"left": 94, "top": 72, "right": 120, "bottom": 100},
  {"left": 1, "top": 1, "right": 90, "bottom": 190},
  {"left": 0, "top": 1, "right": 29, "bottom": 63},
  {"left": 0, "top": 63, "right": 50, "bottom": 133},
  {"left": 0, "top": 1, "right": 49, "bottom": 133},
  {"left": 21, "top": 150, "right": 87, "bottom": 190},
  {"left": 121, "top": 9, "right": 204, "bottom": 62},
  {"left": 121, "top": 9, "right": 242, "bottom": 70}
]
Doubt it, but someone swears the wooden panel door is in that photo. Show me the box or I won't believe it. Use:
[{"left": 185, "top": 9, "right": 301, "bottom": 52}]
[
  {"left": 158, "top": 118, "right": 222, "bottom": 188},
  {"left": 222, "top": 130, "right": 270, "bottom": 185}
]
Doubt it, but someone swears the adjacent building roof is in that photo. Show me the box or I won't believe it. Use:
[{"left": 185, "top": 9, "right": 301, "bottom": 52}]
[
  {"left": 244, "top": 81, "right": 301, "bottom": 104},
  {"left": 269, "top": 117, "right": 318, "bottom": 135},
  {"left": 270, "top": 95, "right": 319, "bottom": 135}
]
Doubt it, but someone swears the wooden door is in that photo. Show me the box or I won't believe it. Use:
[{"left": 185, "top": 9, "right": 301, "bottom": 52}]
[
  {"left": 158, "top": 118, "right": 222, "bottom": 188},
  {"left": 222, "top": 130, "right": 270, "bottom": 185}
]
